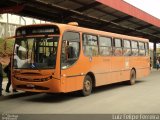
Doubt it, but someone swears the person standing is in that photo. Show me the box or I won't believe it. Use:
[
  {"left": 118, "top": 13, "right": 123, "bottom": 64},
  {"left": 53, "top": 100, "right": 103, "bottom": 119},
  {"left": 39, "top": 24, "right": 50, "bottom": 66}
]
[
  {"left": 4, "top": 60, "right": 17, "bottom": 93},
  {"left": 4, "top": 61, "right": 11, "bottom": 93},
  {"left": 0, "top": 61, "right": 3, "bottom": 96},
  {"left": 156, "top": 57, "right": 160, "bottom": 71}
]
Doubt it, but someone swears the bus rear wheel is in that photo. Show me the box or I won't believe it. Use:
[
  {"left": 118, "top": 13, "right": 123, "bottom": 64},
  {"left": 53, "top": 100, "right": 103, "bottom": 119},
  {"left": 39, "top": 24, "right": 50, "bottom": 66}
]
[
  {"left": 81, "top": 75, "right": 92, "bottom": 96},
  {"left": 128, "top": 69, "right": 136, "bottom": 85}
]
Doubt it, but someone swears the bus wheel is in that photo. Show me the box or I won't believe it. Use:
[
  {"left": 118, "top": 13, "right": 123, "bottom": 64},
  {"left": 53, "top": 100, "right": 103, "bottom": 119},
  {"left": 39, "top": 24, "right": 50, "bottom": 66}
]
[
  {"left": 81, "top": 75, "right": 92, "bottom": 96},
  {"left": 128, "top": 69, "right": 136, "bottom": 85}
]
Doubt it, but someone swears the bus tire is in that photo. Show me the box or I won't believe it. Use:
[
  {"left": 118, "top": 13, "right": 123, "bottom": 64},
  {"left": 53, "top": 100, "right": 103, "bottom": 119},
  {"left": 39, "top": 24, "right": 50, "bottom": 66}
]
[
  {"left": 128, "top": 69, "right": 136, "bottom": 85},
  {"left": 81, "top": 75, "right": 92, "bottom": 96}
]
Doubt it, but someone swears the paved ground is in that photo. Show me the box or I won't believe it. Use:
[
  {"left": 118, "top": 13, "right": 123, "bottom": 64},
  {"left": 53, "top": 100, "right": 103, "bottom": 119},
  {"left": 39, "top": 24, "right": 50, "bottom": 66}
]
[{"left": 0, "top": 69, "right": 160, "bottom": 114}]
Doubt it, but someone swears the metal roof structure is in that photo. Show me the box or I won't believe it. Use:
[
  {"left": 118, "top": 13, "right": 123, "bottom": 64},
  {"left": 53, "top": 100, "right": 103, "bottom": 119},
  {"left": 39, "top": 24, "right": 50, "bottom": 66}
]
[{"left": 0, "top": 0, "right": 160, "bottom": 43}]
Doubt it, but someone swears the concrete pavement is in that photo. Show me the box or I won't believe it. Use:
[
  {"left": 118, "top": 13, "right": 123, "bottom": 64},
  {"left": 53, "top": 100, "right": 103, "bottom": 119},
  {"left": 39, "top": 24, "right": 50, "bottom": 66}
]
[{"left": 0, "top": 69, "right": 160, "bottom": 114}]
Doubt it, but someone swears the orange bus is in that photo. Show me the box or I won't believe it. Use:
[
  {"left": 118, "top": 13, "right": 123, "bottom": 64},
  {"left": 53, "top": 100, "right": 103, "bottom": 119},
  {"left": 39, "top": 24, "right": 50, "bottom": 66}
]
[{"left": 11, "top": 22, "right": 150, "bottom": 96}]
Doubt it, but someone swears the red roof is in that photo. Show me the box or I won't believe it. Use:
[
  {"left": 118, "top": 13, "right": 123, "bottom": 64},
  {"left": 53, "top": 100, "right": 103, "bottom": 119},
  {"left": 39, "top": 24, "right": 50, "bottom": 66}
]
[{"left": 97, "top": 0, "right": 160, "bottom": 27}]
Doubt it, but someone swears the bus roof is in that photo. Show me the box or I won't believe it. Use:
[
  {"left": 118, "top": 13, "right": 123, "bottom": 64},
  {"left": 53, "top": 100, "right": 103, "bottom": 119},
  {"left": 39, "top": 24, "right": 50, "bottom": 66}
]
[{"left": 17, "top": 23, "right": 149, "bottom": 42}]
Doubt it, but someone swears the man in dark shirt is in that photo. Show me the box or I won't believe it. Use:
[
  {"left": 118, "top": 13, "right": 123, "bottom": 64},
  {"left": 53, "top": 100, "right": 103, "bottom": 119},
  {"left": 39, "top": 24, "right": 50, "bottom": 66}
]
[
  {"left": 0, "top": 61, "right": 3, "bottom": 96},
  {"left": 5, "top": 62, "right": 11, "bottom": 93},
  {"left": 5, "top": 61, "right": 17, "bottom": 93}
]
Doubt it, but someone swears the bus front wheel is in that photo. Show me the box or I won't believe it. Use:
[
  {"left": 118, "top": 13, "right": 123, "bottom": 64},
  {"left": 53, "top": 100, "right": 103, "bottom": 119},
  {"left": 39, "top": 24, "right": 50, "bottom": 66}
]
[
  {"left": 81, "top": 75, "right": 92, "bottom": 96},
  {"left": 128, "top": 69, "right": 136, "bottom": 85}
]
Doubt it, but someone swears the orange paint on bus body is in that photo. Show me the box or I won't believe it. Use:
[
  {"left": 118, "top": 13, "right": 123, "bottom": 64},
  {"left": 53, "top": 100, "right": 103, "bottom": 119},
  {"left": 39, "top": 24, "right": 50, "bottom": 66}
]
[{"left": 11, "top": 23, "right": 150, "bottom": 95}]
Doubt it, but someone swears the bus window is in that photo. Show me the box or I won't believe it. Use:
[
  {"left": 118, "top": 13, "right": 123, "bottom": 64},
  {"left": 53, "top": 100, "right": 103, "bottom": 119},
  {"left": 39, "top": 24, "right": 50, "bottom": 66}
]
[
  {"left": 123, "top": 40, "right": 131, "bottom": 56},
  {"left": 145, "top": 42, "right": 149, "bottom": 56},
  {"left": 61, "top": 31, "right": 80, "bottom": 69},
  {"left": 13, "top": 36, "right": 59, "bottom": 69},
  {"left": 99, "top": 36, "right": 112, "bottom": 56},
  {"left": 113, "top": 38, "right": 123, "bottom": 56},
  {"left": 131, "top": 41, "right": 138, "bottom": 56},
  {"left": 83, "top": 34, "right": 98, "bottom": 56},
  {"left": 139, "top": 42, "right": 145, "bottom": 56}
]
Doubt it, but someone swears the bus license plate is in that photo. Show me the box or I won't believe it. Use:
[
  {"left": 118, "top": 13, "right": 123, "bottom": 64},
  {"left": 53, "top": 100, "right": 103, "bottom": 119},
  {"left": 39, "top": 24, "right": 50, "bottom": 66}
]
[{"left": 27, "top": 84, "right": 35, "bottom": 88}]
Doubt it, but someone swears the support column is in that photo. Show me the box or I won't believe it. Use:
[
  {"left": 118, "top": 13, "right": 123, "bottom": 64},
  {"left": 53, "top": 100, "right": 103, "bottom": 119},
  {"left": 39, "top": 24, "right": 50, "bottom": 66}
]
[
  {"left": 153, "top": 41, "right": 157, "bottom": 68},
  {"left": 4, "top": 13, "right": 9, "bottom": 38}
]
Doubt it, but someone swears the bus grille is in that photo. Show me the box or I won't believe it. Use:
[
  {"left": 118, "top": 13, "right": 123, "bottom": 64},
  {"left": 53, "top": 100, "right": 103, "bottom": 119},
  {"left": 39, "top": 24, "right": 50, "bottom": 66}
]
[{"left": 14, "top": 75, "right": 52, "bottom": 82}]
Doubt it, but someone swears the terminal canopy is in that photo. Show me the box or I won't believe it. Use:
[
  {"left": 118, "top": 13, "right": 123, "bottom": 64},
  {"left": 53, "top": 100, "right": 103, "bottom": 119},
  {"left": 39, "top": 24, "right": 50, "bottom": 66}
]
[{"left": 0, "top": 0, "right": 160, "bottom": 43}]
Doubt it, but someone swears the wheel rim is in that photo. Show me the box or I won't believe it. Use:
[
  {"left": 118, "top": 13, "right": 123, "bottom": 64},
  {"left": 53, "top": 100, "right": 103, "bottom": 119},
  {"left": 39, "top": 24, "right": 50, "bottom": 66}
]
[{"left": 84, "top": 80, "right": 91, "bottom": 92}]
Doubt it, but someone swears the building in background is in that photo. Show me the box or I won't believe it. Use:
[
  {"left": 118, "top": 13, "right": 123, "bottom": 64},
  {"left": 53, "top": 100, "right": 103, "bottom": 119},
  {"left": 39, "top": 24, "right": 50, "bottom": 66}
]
[{"left": 0, "top": 14, "right": 46, "bottom": 38}]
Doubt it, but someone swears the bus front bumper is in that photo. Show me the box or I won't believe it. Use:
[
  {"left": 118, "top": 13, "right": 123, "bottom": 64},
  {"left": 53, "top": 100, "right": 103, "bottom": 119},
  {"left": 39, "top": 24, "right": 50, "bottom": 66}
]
[{"left": 12, "top": 78, "right": 62, "bottom": 93}]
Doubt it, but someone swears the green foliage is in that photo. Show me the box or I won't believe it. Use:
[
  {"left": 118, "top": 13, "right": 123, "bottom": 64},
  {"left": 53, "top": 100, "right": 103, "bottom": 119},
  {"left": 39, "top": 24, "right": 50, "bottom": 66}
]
[
  {"left": 0, "top": 38, "right": 14, "bottom": 77},
  {"left": 0, "top": 38, "right": 4, "bottom": 56},
  {"left": 0, "top": 38, "right": 15, "bottom": 57}
]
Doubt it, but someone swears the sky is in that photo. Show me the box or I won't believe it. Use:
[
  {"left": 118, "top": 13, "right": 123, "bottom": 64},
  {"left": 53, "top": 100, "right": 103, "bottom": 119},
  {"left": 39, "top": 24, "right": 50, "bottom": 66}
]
[{"left": 124, "top": 0, "right": 160, "bottom": 19}]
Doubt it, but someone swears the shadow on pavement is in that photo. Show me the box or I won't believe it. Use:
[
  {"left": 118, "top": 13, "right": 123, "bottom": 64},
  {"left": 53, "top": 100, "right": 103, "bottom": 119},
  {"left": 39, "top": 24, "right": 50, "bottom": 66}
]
[
  {"left": 23, "top": 80, "right": 145, "bottom": 103},
  {"left": 25, "top": 92, "right": 82, "bottom": 103},
  {"left": 0, "top": 92, "right": 39, "bottom": 101},
  {"left": 0, "top": 80, "right": 145, "bottom": 102},
  {"left": 93, "top": 80, "right": 144, "bottom": 94}
]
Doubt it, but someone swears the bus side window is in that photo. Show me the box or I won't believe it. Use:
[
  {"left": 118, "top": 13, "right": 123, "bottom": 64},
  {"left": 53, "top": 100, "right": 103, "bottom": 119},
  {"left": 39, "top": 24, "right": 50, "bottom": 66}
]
[
  {"left": 123, "top": 39, "right": 131, "bottom": 56},
  {"left": 61, "top": 31, "right": 80, "bottom": 69},
  {"left": 99, "top": 36, "right": 112, "bottom": 56},
  {"left": 131, "top": 41, "right": 138, "bottom": 56},
  {"left": 83, "top": 34, "right": 98, "bottom": 56},
  {"left": 139, "top": 42, "right": 145, "bottom": 56},
  {"left": 113, "top": 38, "right": 123, "bottom": 56},
  {"left": 145, "top": 42, "right": 149, "bottom": 56}
]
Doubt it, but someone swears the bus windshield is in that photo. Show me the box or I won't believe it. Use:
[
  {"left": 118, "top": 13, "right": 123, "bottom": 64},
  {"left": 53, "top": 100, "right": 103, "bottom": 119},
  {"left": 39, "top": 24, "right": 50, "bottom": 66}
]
[{"left": 13, "top": 36, "right": 59, "bottom": 69}]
